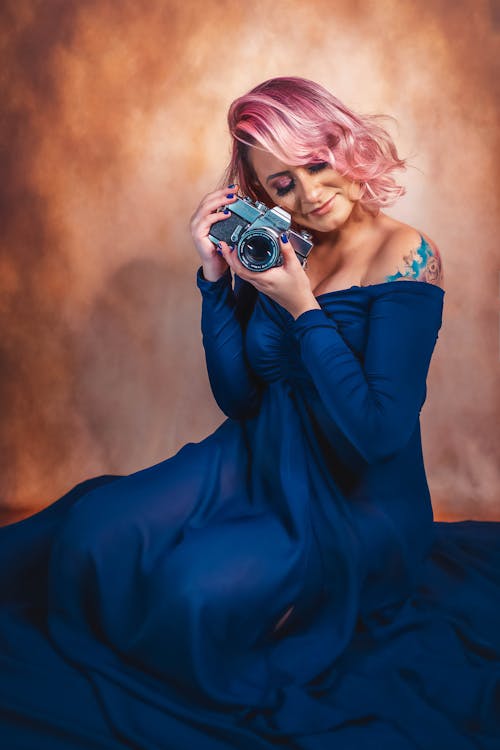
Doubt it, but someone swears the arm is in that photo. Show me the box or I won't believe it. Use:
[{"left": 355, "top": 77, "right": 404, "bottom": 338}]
[
  {"left": 383, "top": 230, "right": 444, "bottom": 286},
  {"left": 291, "top": 284, "right": 445, "bottom": 464},
  {"left": 196, "top": 265, "right": 264, "bottom": 420}
]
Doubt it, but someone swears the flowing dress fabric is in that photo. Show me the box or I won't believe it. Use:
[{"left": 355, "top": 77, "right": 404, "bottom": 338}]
[{"left": 0, "top": 256, "right": 499, "bottom": 749}]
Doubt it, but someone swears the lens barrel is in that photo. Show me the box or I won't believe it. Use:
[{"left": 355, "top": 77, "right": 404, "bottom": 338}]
[{"left": 238, "top": 230, "right": 280, "bottom": 272}]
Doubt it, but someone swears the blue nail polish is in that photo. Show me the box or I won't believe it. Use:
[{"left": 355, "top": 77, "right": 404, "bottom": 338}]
[
  {"left": 228, "top": 184, "right": 235, "bottom": 188},
  {"left": 281, "top": 233, "right": 289, "bottom": 243},
  {"left": 215, "top": 249, "right": 223, "bottom": 256},
  {"left": 226, "top": 193, "right": 234, "bottom": 199},
  {"left": 223, "top": 208, "right": 230, "bottom": 214},
  {"left": 229, "top": 244, "right": 235, "bottom": 252}
]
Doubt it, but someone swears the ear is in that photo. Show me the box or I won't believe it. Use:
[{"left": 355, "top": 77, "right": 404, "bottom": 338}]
[{"left": 348, "top": 180, "right": 364, "bottom": 201}]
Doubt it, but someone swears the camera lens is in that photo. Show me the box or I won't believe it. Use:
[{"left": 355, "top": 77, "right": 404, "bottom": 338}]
[
  {"left": 243, "top": 235, "right": 273, "bottom": 262},
  {"left": 238, "top": 230, "right": 279, "bottom": 271}
]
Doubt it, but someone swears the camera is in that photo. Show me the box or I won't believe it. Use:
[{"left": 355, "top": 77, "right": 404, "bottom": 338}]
[{"left": 208, "top": 195, "right": 314, "bottom": 272}]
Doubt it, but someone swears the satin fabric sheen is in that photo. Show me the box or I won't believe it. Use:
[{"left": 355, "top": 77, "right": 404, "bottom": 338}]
[{"left": 0, "top": 255, "right": 499, "bottom": 749}]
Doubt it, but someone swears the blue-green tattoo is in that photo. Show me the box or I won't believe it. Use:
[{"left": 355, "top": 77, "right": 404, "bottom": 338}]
[{"left": 385, "top": 235, "right": 443, "bottom": 285}]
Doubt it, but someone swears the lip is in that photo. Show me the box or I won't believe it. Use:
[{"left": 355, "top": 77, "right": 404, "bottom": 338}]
[{"left": 308, "top": 195, "right": 336, "bottom": 216}]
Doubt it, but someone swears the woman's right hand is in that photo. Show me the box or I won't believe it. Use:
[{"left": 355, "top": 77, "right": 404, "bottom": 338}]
[{"left": 190, "top": 185, "right": 239, "bottom": 281}]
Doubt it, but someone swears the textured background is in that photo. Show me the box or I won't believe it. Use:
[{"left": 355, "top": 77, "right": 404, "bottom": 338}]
[{"left": 1, "top": 0, "right": 498, "bottom": 524}]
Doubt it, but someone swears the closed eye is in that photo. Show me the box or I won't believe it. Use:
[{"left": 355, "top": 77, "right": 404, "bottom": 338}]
[{"left": 275, "top": 162, "right": 330, "bottom": 196}]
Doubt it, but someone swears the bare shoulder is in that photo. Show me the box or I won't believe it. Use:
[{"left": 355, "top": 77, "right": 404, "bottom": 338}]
[{"left": 374, "top": 224, "right": 445, "bottom": 290}]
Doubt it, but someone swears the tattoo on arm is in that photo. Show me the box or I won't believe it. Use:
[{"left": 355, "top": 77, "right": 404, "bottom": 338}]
[{"left": 385, "top": 236, "right": 443, "bottom": 286}]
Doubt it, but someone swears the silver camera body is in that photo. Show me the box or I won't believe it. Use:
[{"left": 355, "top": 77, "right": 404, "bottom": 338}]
[{"left": 208, "top": 195, "right": 313, "bottom": 272}]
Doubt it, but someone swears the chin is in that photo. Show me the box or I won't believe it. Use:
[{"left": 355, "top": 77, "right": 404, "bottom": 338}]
[
  {"left": 299, "top": 215, "right": 342, "bottom": 233},
  {"left": 303, "top": 203, "right": 356, "bottom": 232}
]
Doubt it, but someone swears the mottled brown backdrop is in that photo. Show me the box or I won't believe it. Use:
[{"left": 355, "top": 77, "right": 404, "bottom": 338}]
[{"left": 1, "top": 0, "right": 499, "bottom": 524}]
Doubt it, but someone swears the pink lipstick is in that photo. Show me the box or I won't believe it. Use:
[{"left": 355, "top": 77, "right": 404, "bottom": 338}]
[{"left": 309, "top": 195, "right": 335, "bottom": 216}]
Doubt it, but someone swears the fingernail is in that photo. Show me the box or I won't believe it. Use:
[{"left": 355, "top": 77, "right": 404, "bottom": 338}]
[
  {"left": 281, "top": 233, "right": 289, "bottom": 243},
  {"left": 223, "top": 208, "right": 230, "bottom": 214},
  {"left": 215, "top": 249, "right": 223, "bottom": 256},
  {"left": 228, "top": 184, "right": 235, "bottom": 188},
  {"left": 226, "top": 193, "right": 234, "bottom": 199},
  {"left": 229, "top": 244, "right": 235, "bottom": 252}
]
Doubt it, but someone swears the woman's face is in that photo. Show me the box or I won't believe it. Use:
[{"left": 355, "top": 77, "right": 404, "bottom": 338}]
[{"left": 247, "top": 146, "right": 363, "bottom": 233}]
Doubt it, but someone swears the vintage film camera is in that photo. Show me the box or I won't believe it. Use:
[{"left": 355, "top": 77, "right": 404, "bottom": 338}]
[{"left": 209, "top": 195, "right": 314, "bottom": 272}]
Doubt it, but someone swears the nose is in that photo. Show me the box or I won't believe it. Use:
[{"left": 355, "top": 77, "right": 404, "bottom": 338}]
[{"left": 297, "top": 173, "right": 323, "bottom": 208}]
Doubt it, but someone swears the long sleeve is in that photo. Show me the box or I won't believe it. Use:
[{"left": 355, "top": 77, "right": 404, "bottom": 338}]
[
  {"left": 196, "top": 265, "right": 264, "bottom": 420},
  {"left": 290, "top": 284, "right": 445, "bottom": 464}
]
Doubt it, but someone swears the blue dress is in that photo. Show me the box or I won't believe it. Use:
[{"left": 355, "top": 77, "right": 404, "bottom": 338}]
[{"left": 1, "top": 242, "right": 499, "bottom": 749}]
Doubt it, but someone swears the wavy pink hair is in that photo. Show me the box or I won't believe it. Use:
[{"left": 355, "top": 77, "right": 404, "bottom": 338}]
[{"left": 222, "top": 76, "right": 407, "bottom": 216}]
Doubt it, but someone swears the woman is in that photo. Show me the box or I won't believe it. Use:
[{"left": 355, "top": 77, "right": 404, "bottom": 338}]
[{"left": 0, "top": 77, "right": 498, "bottom": 750}]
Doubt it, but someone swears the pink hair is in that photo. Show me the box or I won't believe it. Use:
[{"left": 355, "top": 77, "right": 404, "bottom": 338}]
[{"left": 222, "top": 76, "right": 407, "bottom": 216}]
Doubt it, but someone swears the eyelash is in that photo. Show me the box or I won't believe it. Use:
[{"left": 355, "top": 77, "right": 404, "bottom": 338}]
[{"left": 275, "top": 162, "right": 330, "bottom": 196}]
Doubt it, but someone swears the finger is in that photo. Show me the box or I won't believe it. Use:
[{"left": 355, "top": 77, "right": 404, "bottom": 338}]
[
  {"left": 200, "top": 184, "right": 239, "bottom": 202},
  {"left": 212, "top": 183, "right": 238, "bottom": 195},
  {"left": 217, "top": 240, "right": 253, "bottom": 279},
  {"left": 213, "top": 239, "right": 234, "bottom": 266},
  {"left": 278, "top": 232, "right": 299, "bottom": 266},
  {"left": 199, "top": 208, "right": 233, "bottom": 231},
  {"left": 198, "top": 186, "right": 240, "bottom": 215},
  {"left": 194, "top": 197, "right": 237, "bottom": 229},
  {"left": 217, "top": 239, "right": 237, "bottom": 262},
  {"left": 191, "top": 208, "right": 232, "bottom": 240}
]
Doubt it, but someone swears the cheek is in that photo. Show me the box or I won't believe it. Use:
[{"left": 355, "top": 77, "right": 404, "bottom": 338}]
[
  {"left": 275, "top": 194, "right": 301, "bottom": 213},
  {"left": 260, "top": 186, "right": 280, "bottom": 207}
]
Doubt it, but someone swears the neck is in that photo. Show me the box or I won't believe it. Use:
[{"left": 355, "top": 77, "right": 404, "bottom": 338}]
[{"left": 311, "top": 203, "right": 379, "bottom": 262}]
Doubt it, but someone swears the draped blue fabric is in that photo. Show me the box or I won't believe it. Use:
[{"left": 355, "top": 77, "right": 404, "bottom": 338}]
[{"left": 1, "top": 248, "right": 499, "bottom": 749}]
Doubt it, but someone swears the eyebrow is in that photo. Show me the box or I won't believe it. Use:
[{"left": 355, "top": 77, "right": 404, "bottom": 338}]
[{"left": 266, "top": 170, "right": 291, "bottom": 183}]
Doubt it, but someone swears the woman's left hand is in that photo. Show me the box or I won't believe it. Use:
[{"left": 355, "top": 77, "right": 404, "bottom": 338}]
[{"left": 216, "top": 233, "right": 321, "bottom": 320}]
